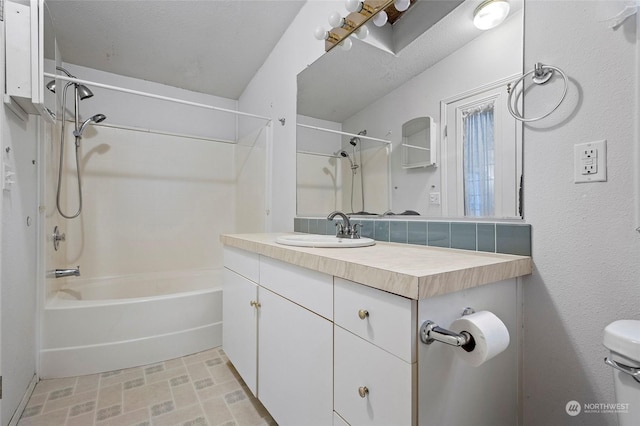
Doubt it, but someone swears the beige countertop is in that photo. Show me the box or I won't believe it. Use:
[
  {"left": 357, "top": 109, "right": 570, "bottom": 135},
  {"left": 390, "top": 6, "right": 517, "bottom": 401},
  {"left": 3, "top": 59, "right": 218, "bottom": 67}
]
[{"left": 221, "top": 233, "right": 532, "bottom": 300}]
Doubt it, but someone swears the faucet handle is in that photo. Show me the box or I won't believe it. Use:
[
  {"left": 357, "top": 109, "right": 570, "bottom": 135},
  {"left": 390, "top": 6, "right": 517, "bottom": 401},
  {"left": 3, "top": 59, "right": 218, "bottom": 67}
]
[
  {"left": 335, "top": 222, "right": 346, "bottom": 237},
  {"left": 350, "top": 223, "right": 361, "bottom": 238}
]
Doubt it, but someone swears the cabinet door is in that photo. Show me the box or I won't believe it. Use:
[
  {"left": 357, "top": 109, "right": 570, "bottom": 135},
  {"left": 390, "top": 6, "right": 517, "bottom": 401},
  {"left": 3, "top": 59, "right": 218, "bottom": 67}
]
[
  {"left": 259, "top": 287, "right": 333, "bottom": 426},
  {"left": 222, "top": 268, "right": 258, "bottom": 396}
]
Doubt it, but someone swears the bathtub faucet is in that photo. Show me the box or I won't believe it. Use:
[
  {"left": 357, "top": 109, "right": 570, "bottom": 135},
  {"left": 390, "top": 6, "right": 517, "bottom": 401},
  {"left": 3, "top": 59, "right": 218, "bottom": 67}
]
[{"left": 55, "top": 266, "right": 81, "bottom": 278}]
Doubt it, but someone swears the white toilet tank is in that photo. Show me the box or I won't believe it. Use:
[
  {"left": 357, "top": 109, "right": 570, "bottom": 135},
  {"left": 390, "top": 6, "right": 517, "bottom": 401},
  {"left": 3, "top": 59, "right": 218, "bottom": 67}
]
[{"left": 603, "top": 319, "right": 640, "bottom": 426}]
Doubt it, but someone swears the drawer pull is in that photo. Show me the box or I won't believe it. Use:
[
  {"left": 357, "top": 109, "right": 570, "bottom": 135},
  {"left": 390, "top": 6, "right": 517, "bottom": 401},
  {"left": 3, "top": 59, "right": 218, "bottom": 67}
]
[
  {"left": 358, "top": 309, "right": 369, "bottom": 320},
  {"left": 250, "top": 300, "right": 261, "bottom": 308},
  {"left": 358, "top": 386, "right": 369, "bottom": 398}
]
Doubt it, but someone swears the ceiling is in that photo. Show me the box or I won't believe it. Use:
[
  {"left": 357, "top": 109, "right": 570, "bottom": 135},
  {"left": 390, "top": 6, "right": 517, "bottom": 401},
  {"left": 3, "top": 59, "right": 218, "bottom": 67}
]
[{"left": 45, "top": 0, "right": 306, "bottom": 100}]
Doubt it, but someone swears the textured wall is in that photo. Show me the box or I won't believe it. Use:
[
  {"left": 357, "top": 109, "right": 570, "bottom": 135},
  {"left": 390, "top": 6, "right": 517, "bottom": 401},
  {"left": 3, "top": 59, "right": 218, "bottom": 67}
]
[{"left": 522, "top": 1, "right": 639, "bottom": 425}]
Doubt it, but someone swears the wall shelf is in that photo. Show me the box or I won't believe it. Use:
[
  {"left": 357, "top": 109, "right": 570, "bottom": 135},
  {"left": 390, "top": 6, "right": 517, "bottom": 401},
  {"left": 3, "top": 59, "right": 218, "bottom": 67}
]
[{"left": 401, "top": 116, "right": 436, "bottom": 169}]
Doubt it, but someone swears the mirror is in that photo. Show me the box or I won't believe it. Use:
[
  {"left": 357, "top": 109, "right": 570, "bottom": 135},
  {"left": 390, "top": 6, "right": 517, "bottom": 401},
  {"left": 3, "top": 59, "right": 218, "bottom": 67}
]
[{"left": 296, "top": 0, "right": 523, "bottom": 219}]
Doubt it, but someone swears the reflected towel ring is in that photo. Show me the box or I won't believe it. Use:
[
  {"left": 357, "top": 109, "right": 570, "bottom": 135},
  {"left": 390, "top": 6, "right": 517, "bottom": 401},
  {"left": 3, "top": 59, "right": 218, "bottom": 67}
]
[{"left": 507, "top": 63, "right": 568, "bottom": 122}]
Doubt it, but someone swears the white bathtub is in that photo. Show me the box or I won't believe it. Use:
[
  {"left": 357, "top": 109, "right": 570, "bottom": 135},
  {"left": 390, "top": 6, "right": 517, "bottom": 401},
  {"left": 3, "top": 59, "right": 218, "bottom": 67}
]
[{"left": 40, "top": 269, "right": 223, "bottom": 378}]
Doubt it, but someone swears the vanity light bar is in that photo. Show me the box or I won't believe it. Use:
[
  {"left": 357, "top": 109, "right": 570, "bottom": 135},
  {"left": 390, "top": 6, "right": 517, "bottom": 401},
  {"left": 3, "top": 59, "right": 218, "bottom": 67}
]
[{"left": 325, "top": 0, "right": 395, "bottom": 52}]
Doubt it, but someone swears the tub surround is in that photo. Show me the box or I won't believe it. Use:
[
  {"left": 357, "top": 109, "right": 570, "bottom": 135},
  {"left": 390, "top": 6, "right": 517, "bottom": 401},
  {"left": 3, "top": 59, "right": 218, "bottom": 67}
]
[{"left": 220, "top": 233, "right": 531, "bottom": 299}]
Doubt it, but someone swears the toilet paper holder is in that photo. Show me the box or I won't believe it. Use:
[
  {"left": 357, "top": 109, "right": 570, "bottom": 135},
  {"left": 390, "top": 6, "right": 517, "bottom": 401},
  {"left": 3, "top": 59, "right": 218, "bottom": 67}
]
[{"left": 420, "top": 307, "right": 476, "bottom": 349}]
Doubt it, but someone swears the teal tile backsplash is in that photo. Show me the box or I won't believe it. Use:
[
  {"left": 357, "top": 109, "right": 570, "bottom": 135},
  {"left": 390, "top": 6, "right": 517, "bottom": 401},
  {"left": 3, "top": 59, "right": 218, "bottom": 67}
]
[{"left": 294, "top": 217, "right": 531, "bottom": 256}]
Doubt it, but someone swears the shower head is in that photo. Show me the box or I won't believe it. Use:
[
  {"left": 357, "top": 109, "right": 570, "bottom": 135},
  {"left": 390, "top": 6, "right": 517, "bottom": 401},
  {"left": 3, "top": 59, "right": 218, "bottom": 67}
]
[
  {"left": 74, "top": 114, "right": 106, "bottom": 137},
  {"left": 45, "top": 79, "right": 93, "bottom": 100},
  {"left": 338, "top": 150, "right": 357, "bottom": 170},
  {"left": 349, "top": 130, "right": 367, "bottom": 146},
  {"left": 76, "top": 84, "right": 94, "bottom": 100}
]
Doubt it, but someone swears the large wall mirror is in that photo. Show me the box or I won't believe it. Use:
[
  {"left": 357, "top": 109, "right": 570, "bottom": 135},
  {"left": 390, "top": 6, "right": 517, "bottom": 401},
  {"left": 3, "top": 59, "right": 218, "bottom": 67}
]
[{"left": 296, "top": 0, "right": 524, "bottom": 219}]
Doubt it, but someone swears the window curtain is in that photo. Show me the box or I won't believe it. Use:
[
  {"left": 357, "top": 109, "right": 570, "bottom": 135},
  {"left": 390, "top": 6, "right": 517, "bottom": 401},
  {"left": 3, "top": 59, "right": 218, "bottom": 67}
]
[{"left": 463, "top": 102, "right": 495, "bottom": 216}]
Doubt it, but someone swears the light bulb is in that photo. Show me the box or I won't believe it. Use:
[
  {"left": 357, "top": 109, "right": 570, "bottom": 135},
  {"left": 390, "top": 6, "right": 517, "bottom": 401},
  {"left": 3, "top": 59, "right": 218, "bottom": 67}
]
[
  {"left": 355, "top": 24, "right": 369, "bottom": 40},
  {"left": 314, "top": 26, "right": 328, "bottom": 40},
  {"left": 394, "top": 0, "right": 410, "bottom": 12},
  {"left": 473, "top": 0, "right": 510, "bottom": 30},
  {"left": 339, "top": 37, "right": 353, "bottom": 51},
  {"left": 328, "top": 11, "right": 344, "bottom": 28},
  {"left": 372, "top": 10, "right": 388, "bottom": 27},
  {"left": 345, "top": 0, "right": 363, "bottom": 13}
]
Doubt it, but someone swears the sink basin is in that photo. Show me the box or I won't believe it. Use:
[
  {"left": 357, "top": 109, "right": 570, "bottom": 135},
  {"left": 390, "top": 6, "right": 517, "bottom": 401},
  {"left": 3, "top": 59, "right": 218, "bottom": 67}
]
[{"left": 276, "top": 234, "right": 375, "bottom": 248}]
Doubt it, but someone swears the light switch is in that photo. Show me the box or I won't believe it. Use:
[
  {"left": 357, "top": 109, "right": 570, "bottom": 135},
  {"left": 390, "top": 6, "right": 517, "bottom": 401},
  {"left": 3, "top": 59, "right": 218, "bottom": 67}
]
[{"left": 575, "top": 140, "right": 606, "bottom": 183}]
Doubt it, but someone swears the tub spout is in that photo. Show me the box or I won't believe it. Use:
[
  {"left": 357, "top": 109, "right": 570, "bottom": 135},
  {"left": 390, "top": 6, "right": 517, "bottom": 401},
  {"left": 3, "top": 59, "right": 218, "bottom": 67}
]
[{"left": 55, "top": 266, "right": 80, "bottom": 278}]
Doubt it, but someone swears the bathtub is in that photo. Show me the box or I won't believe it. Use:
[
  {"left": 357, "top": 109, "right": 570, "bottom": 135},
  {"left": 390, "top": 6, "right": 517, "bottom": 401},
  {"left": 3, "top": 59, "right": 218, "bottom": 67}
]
[{"left": 40, "top": 269, "right": 223, "bottom": 378}]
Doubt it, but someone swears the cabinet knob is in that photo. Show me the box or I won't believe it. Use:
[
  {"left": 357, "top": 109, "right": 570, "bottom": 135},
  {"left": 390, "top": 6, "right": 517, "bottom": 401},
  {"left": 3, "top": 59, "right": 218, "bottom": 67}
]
[
  {"left": 358, "top": 386, "right": 369, "bottom": 398},
  {"left": 358, "top": 309, "right": 369, "bottom": 320},
  {"left": 250, "top": 300, "right": 261, "bottom": 308}
]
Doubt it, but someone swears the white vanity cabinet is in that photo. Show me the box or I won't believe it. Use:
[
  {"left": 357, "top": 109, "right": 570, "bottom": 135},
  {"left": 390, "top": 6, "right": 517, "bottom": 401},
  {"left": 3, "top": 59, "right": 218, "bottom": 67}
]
[
  {"left": 222, "top": 234, "right": 531, "bottom": 426},
  {"left": 223, "top": 247, "right": 334, "bottom": 426},
  {"left": 222, "top": 247, "right": 259, "bottom": 395}
]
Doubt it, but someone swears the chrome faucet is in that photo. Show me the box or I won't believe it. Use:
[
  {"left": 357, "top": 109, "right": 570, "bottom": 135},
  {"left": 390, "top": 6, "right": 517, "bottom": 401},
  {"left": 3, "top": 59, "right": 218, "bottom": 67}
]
[
  {"left": 327, "top": 211, "right": 360, "bottom": 239},
  {"left": 55, "top": 266, "right": 81, "bottom": 278}
]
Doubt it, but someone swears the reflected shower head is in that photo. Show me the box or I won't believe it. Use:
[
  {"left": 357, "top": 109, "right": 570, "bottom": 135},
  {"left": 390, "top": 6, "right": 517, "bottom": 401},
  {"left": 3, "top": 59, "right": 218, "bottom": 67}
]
[
  {"left": 338, "top": 150, "right": 357, "bottom": 170},
  {"left": 45, "top": 79, "right": 93, "bottom": 100},
  {"left": 349, "top": 129, "right": 367, "bottom": 146},
  {"left": 74, "top": 114, "right": 106, "bottom": 137},
  {"left": 76, "top": 84, "right": 94, "bottom": 100}
]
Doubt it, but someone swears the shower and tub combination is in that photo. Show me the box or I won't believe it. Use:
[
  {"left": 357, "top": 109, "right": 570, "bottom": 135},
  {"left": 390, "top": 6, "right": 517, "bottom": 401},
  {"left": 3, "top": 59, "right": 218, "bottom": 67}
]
[
  {"left": 338, "top": 129, "right": 367, "bottom": 214},
  {"left": 39, "top": 67, "right": 266, "bottom": 378}
]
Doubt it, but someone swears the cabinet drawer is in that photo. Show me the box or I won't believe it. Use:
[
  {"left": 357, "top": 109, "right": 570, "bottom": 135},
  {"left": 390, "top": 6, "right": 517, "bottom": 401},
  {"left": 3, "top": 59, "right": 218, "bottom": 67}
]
[
  {"left": 335, "top": 278, "right": 416, "bottom": 362},
  {"left": 334, "top": 327, "right": 416, "bottom": 426},
  {"left": 259, "top": 256, "right": 333, "bottom": 320},
  {"left": 223, "top": 246, "right": 259, "bottom": 283}
]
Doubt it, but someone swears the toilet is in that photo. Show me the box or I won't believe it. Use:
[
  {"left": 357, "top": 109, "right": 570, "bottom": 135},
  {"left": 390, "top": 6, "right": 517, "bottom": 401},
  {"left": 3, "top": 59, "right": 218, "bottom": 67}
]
[{"left": 603, "top": 320, "right": 640, "bottom": 426}]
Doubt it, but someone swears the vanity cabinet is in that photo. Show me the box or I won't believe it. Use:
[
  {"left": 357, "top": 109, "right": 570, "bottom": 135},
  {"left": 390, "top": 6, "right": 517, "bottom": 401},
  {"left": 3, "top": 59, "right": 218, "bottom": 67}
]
[
  {"left": 222, "top": 247, "right": 259, "bottom": 395},
  {"left": 223, "top": 247, "right": 333, "bottom": 425},
  {"left": 222, "top": 234, "right": 530, "bottom": 426}
]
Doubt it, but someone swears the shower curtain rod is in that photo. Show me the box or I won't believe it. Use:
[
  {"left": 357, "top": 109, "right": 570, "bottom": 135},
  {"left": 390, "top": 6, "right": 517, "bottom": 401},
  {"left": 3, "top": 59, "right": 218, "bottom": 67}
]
[
  {"left": 297, "top": 123, "right": 391, "bottom": 144},
  {"left": 44, "top": 72, "right": 272, "bottom": 122}
]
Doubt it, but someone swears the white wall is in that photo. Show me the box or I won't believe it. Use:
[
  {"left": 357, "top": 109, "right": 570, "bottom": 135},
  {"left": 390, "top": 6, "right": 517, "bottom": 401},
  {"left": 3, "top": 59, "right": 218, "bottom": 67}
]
[
  {"left": 0, "top": 15, "right": 39, "bottom": 425},
  {"left": 522, "top": 1, "right": 639, "bottom": 425},
  {"left": 239, "top": 0, "right": 342, "bottom": 231},
  {"left": 243, "top": 1, "right": 639, "bottom": 425}
]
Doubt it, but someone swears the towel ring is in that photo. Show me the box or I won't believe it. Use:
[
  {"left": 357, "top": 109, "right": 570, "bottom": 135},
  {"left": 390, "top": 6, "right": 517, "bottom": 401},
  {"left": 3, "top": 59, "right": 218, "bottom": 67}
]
[{"left": 507, "top": 63, "right": 568, "bottom": 122}]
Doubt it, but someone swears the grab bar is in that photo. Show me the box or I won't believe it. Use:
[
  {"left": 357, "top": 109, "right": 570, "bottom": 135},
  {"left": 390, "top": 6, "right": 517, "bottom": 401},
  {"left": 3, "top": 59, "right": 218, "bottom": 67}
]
[{"left": 604, "top": 357, "right": 640, "bottom": 383}]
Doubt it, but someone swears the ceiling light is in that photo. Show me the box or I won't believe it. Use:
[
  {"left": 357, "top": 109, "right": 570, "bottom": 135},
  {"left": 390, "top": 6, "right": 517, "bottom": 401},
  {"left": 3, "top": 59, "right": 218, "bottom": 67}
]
[
  {"left": 473, "top": 0, "right": 510, "bottom": 30},
  {"left": 373, "top": 10, "right": 388, "bottom": 27},
  {"left": 394, "top": 0, "right": 410, "bottom": 12},
  {"left": 345, "top": 0, "right": 363, "bottom": 13}
]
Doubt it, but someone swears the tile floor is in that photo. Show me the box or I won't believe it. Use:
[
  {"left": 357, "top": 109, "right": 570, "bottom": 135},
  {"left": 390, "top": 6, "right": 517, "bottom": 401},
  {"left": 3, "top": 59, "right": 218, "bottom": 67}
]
[{"left": 18, "top": 347, "right": 276, "bottom": 426}]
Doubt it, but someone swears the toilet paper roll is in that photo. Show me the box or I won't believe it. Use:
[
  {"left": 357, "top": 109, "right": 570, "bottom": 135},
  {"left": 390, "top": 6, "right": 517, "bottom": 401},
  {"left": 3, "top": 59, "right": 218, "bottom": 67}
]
[{"left": 449, "top": 311, "right": 510, "bottom": 367}]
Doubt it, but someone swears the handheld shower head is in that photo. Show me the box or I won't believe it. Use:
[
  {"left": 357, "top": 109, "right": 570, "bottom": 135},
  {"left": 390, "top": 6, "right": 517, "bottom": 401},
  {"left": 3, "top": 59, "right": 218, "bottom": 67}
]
[
  {"left": 338, "top": 150, "right": 358, "bottom": 170},
  {"left": 74, "top": 114, "right": 107, "bottom": 137}
]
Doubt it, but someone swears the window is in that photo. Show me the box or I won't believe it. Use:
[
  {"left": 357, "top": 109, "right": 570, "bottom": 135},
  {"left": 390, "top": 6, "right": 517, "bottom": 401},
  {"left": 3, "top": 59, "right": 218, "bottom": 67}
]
[
  {"left": 463, "top": 102, "right": 495, "bottom": 216},
  {"left": 442, "top": 77, "right": 521, "bottom": 218}
]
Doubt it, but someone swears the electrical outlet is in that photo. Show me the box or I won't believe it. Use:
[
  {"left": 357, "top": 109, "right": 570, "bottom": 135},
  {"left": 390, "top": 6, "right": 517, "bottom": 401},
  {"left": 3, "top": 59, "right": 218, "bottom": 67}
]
[
  {"left": 575, "top": 140, "right": 606, "bottom": 183},
  {"left": 429, "top": 192, "right": 441, "bottom": 205}
]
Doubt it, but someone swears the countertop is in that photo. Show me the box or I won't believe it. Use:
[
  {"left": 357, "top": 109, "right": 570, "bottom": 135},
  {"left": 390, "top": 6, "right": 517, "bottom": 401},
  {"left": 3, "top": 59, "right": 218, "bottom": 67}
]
[{"left": 220, "top": 233, "right": 532, "bottom": 300}]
